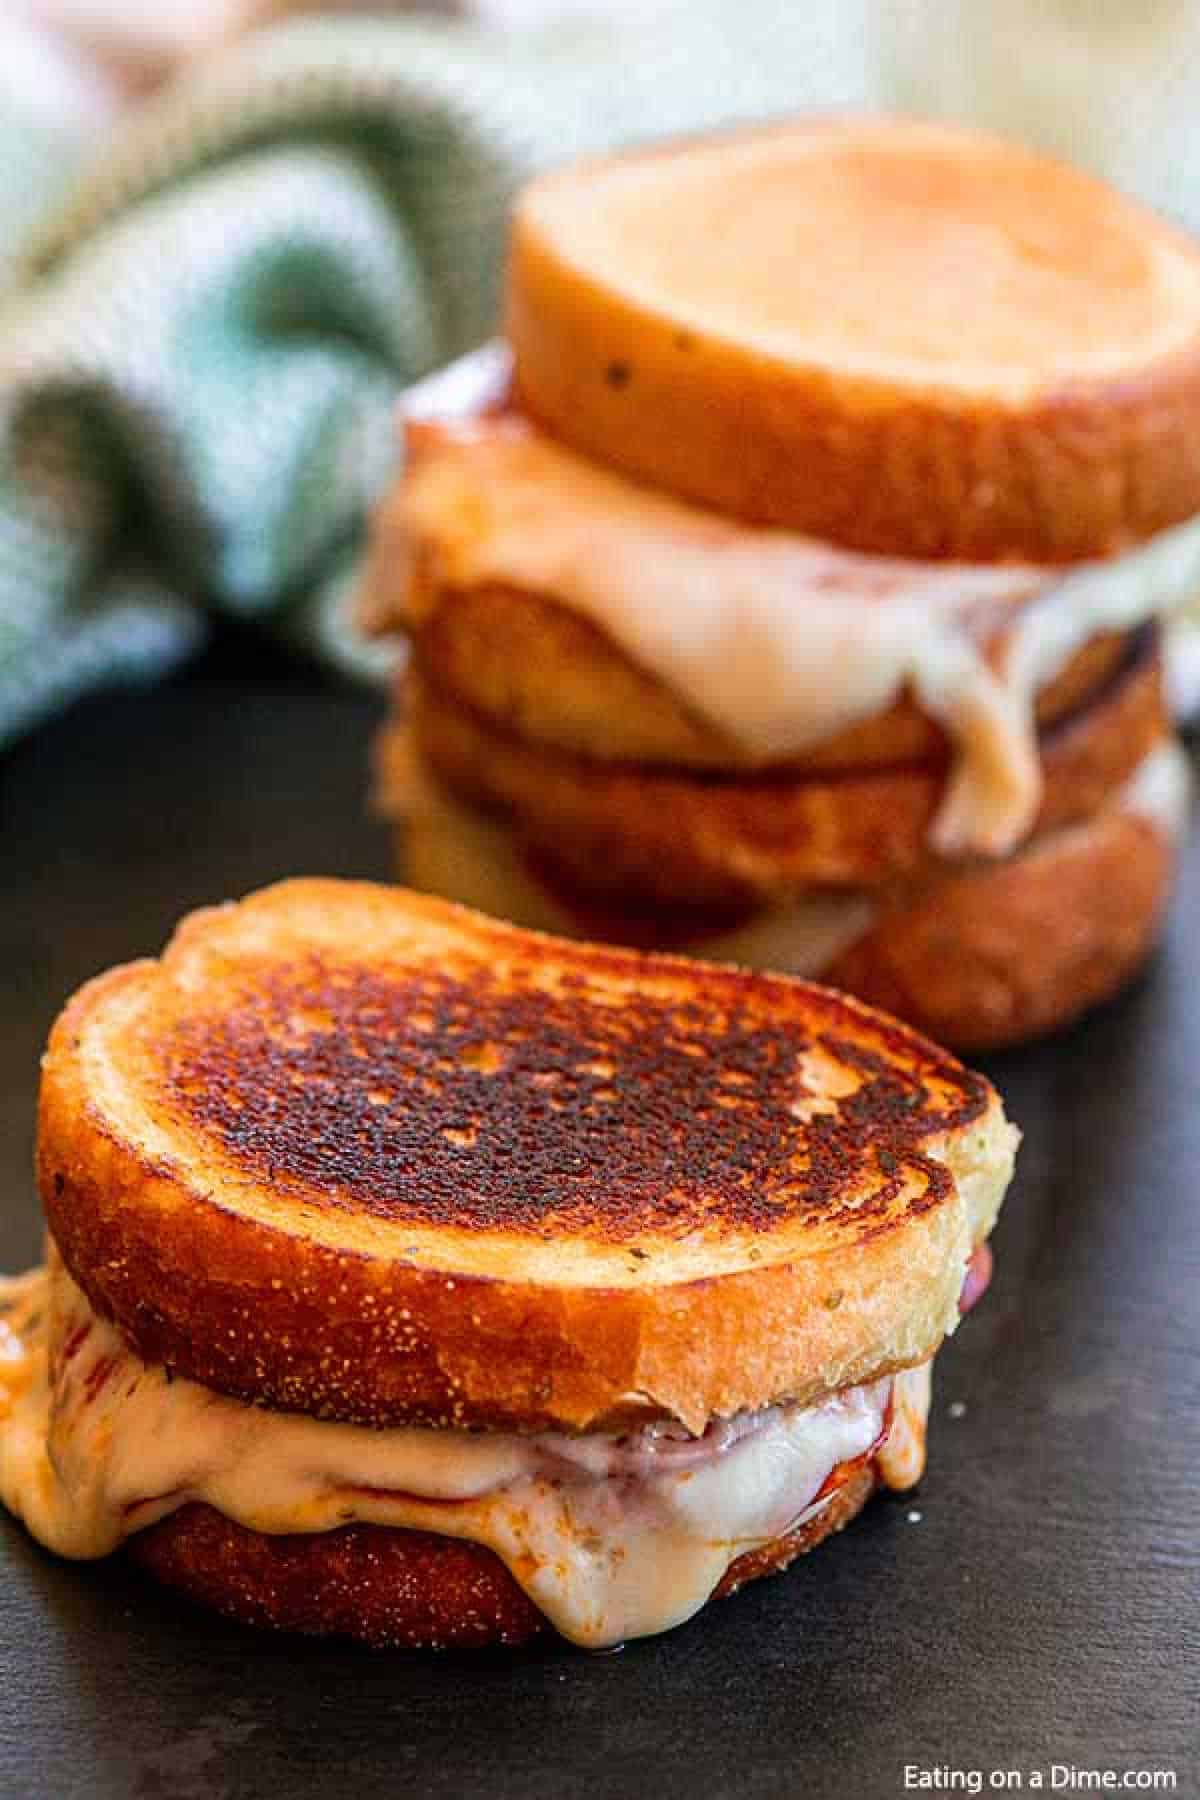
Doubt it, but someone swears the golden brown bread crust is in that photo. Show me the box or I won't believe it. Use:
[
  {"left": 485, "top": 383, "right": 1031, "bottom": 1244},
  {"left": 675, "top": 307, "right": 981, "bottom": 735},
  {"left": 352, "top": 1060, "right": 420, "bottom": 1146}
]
[
  {"left": 39, "top": 882, "right": 1013, "bottom": 1434},
  {"left": 509, "top": 119, "right": 1200, "bottom": 560},
  {"left": 131, "top": 1507, "right": 548, "bottom": 1649},
  {"left": 406, "top": 634, "right": 1166, "bottom": 907},
  {"left": 409, "top": 580, "right": 1134, "bottom": 773},
  {"left": 129, "top": 1466, "right": 877, "bottom": 1649},
  {"left": 825, "top": 807, "right": 1176, "bottom": 1051}
]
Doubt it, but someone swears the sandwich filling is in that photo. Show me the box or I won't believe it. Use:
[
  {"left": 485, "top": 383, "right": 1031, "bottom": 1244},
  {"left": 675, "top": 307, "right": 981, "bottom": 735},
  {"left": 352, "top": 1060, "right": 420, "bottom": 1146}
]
[
  {"left": 387, "top": 354, "right": 1200, "bottom": 858},
  {"left": 1, "top": 1249, "right": 941, "bottom": 1648},
  {"left": 398, "top": 738, "right": 1193, "bottom": 972}
]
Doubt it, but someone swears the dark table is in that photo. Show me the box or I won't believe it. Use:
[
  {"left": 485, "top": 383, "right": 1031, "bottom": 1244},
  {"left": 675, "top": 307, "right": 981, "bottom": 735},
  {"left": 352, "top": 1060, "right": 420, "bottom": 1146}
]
[{"left": 2, "top": 641, "right": 1196, "bottom": 1800}]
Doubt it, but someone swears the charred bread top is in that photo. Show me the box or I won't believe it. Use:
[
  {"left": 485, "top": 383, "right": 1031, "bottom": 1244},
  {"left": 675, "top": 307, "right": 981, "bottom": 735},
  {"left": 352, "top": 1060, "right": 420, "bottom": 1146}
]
[{"left": 39, "top": 880, "right": 1017, "bottom": 1432}]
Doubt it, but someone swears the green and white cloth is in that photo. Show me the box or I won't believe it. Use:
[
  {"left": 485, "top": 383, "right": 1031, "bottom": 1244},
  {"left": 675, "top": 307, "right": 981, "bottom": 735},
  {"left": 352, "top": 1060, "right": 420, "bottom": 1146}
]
[{"left": 0, "top": 3, "right": 876, "bottom": 746}]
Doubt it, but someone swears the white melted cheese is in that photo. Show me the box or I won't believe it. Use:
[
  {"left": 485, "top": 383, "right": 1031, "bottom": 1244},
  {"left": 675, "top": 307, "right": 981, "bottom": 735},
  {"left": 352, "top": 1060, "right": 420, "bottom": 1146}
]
[
  {"left": 1166, "top": 612, "right": 1200, "bottom": 724},
  {"left": 1120, "top": 737, "right": 1195, "bottom": 843},
  {"left": 399, "top": 734, "right": 877, "bottom": 973},
  {"left": 0, "top": 1260, "right": 929, "bottom": 1649},
  {"left": 875, "top": 1359, "right": 932, "bottom": 1493},
  {"left": 400, "top": 734, "right": 1189, "bottom": 971},
  {"left": 388, "top": 346, "right": 1200, "bottom": 859}
]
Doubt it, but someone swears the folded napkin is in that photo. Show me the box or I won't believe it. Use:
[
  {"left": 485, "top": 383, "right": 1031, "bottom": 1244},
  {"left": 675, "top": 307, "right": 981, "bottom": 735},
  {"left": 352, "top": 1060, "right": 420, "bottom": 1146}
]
[{"left": 0, "top": 2, "right": 874, "bottom": 747}]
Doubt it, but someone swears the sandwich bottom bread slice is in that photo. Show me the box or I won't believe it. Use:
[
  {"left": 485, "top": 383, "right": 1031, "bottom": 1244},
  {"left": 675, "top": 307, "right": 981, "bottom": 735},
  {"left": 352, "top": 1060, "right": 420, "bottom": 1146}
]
[
  {"left": 1, "top": 881, "right": 1017, "bottom": 1650},
  {"left": 384, "top": 716, "right": 1191, "bottom": 1055}
]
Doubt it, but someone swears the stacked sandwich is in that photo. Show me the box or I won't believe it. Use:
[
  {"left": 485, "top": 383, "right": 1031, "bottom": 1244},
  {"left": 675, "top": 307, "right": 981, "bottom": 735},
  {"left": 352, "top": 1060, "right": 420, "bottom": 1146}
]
[
  {"left": 1, "top": 880, "right": 1016, "bottom": 1649},
  {"left": 365, "top": 118, "right": 1200, "bottom": 1051}
]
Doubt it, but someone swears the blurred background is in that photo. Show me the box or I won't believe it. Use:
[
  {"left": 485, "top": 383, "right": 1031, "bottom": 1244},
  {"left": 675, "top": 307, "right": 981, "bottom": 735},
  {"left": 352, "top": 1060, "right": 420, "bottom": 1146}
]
[{"left": 2, "top": 0, "right": 1200, "bottom": 746}]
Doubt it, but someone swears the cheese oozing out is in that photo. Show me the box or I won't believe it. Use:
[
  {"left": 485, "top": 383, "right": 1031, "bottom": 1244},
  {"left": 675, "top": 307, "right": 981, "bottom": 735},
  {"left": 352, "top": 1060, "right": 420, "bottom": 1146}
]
[
  {"left": 383, "top": 344, "right": 1200, "bottom": 860},
  {"left": 1118, "top": 736, "right": 1195, "bottom": 841},
  {"left": 395, "top": 736, "right": 1192, "bottom": 971},
  {"left": 0, "top": 1254, "right": 930, "bottom": 1649}
]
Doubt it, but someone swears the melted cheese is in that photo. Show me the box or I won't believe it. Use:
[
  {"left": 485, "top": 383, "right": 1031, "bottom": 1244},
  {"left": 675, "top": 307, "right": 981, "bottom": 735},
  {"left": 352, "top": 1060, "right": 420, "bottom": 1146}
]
[
  {"left": 876, "top": 1362, "right": 933, "bottom": 1492},
  {"left": 399, "top": 735, "right": 877, "bottom": 973},
  {"left": 1120, "top": 738, "right": 1195, "bottom": 843},
  {"left": 400, "top": 734, "right": 1188, "bottom": 970},
  {"left": 387, "top": 345, "right": 1200, "bottom": 858},
  {"left": 0, "top": 1259, "right": 929, "bottom": 1648}
]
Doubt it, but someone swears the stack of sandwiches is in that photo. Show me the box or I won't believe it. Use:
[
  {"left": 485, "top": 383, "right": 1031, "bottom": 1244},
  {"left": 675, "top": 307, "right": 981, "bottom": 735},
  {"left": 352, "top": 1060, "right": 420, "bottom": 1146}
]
[
  {"left": 5, "top": 113, "right": 1192, "bottom": 1659},
  {"left": 1, "top": 880, "right": 1015, "bottom": 1649},
  {"left": 364, "top": 117, "right": 1200, "bottom": 1050}
]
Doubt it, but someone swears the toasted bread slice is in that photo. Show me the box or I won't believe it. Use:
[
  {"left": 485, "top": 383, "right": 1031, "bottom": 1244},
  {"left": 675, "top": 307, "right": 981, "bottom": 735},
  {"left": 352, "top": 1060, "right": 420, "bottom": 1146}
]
[
  {"left": 407, "top": 580, "right": 1134, "bottom": 774},
  {"left": 825, "top": 786, "right": 1180, "bottom": 1050},
  {"left": 393, "top": 736, "right": 1187, "bottom": 1052},
  {"left": 39, "top": 880, "right": 1016, "bottom": 1434},
  {"left": 403, "top": 633, "right": 1165, "bottom": 908},
  {"left": 509, "top": 117, "right": 1200, "bottom": 561},
  {"left": 131, "top": 1464, "right": 877, "bottom": 1650}
]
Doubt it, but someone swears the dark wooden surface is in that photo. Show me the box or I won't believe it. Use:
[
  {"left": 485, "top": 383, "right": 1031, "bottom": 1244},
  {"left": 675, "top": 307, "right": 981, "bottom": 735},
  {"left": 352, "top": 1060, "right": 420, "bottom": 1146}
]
[{"left": 1, "top": 643, "right": 1197, "bottom": 1800}]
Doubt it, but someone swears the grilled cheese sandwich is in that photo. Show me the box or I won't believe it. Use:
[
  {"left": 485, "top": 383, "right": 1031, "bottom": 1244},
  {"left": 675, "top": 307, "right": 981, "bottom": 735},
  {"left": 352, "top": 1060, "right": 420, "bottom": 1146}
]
[
  {"left": 389, "top": 397, "right": 1200, "bottom": 859},
  {"left": 363, "top": 117, "right": 1199, "bottom": 1049},
  {"left": 0, "top": 1252, "right": 939, "bottom": 1647},
  {"left": 2, "top": 879, "right": 1015, "bottom": 1648}
]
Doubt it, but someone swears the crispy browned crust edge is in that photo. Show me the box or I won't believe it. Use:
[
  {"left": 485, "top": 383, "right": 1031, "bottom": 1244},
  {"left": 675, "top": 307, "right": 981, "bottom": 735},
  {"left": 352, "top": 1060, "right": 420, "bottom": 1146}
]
[
  {"left": 406, "top": 637, "right": 1166, "bottom": 906},
  {"left": 826, "top": 804, "right": 1176, "bottom": 1052},
  {"left": 38, "top": 883, "right": 1005, "bottom": 1434},
  {"left": 38, "top": 1068, "right": 974, "bottom": 1435},
  {"left": 408, "top": 580, "right": 1133, "bottom": 773},
  {"left": 129, "top": 1466, "right": 877, "bottom": 1649}
]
